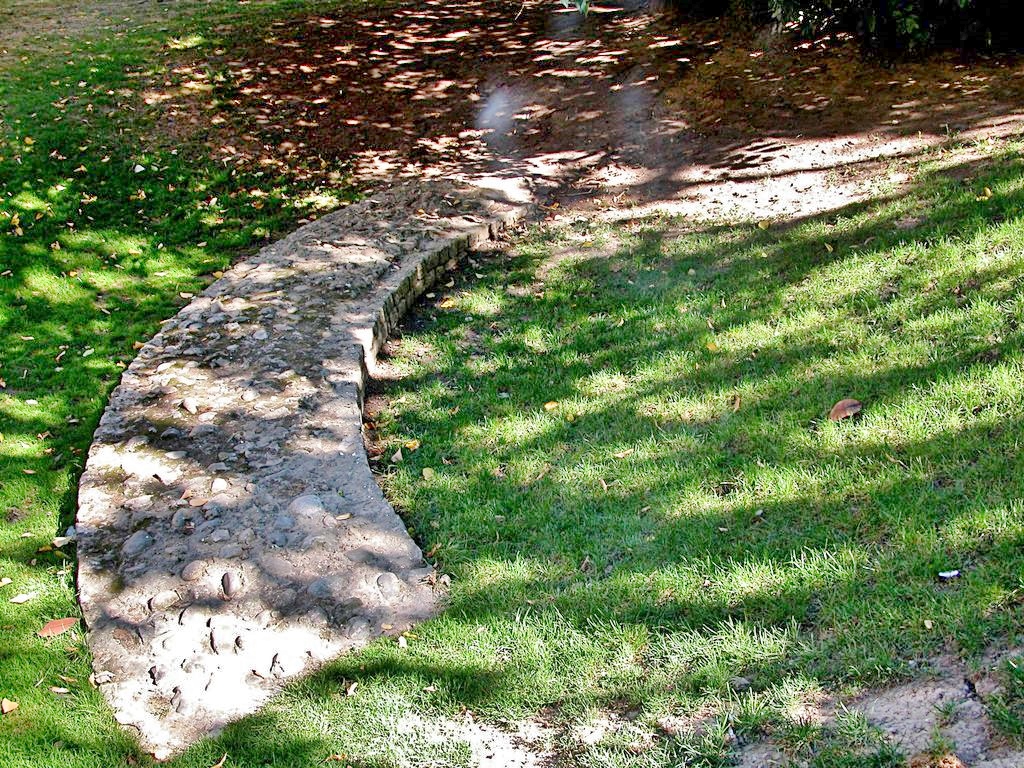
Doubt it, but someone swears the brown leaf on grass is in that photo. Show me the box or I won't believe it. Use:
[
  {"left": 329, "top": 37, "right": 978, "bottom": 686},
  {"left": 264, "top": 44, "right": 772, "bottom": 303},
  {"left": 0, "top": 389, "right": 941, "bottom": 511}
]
[
  {"left": 37, "top": 617, "right": 78, "bottom": 638},
  {"left": 908, "top": 753, "right": 966, "bottom": 768},
  {"left": 1, "top": 698, "right": 17, "bottom": 714},
  {"left": 828, "top": 398, "right": 862, "bottom": 421},
  {"left": 210, "top": 754, "right": 228, "bottom": 768}
]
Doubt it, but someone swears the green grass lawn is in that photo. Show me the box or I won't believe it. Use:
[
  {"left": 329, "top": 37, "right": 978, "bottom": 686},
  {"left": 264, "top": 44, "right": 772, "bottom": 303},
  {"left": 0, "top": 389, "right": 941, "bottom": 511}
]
[
  {"left": 0, "top": 2, "right": 361, "bottom": 765},
  {"left": 2, "top": 1, "right": 1024, "bottom": 766},
  {"left": 366, "top": 144, "right": 1024, "bottom": 766}
]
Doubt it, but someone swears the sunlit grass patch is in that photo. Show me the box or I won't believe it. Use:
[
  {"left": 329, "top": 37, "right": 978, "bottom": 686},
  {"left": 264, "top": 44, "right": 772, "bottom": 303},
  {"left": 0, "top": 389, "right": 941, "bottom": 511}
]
[
  {"left": 372, "top": 143, "right": 1024, "bottom": 764},
  {"left": 0, "top": 2, "right": 365, "bottom": 766}
]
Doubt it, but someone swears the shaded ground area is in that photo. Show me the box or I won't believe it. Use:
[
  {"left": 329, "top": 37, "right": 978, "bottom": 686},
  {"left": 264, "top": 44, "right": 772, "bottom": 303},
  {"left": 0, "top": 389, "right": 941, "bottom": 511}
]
[
  {"left": 362, "top": 144, "right": 1024, "bottom": 766},
  {"left": 4, "top": 0, "right": 1024, "bottom": 765},
  {"left": 146, "top": 0, "right": 1024, "bottom": 218}
]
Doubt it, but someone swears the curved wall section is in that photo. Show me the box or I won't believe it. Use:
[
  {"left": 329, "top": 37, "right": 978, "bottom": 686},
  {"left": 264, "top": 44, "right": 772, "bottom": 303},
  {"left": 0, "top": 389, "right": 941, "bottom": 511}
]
[{"left": 75, "top": 181, "right": 527, "bottom": 758}]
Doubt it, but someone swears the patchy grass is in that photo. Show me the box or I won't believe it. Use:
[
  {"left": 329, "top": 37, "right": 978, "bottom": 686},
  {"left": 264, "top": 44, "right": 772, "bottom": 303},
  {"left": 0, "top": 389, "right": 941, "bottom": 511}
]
[
  {"left": 0, "top": 2, "right": 363, "bottom": 766},
  {"left": 988, "top": 656, "right": 1024, "bottom": 743},
  {"left": 367, "top": 143, "right": 1024, "bottom": 765}
]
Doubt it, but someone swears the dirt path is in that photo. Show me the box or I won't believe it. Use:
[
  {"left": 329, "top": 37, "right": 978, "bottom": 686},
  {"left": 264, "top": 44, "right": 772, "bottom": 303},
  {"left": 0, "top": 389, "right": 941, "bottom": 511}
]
[
  {"left": 140, "top": 0, "right": 1024, "bottom": 224},
  {"left": 12, "top": 0, "right": 1024, "bottom": 224}
]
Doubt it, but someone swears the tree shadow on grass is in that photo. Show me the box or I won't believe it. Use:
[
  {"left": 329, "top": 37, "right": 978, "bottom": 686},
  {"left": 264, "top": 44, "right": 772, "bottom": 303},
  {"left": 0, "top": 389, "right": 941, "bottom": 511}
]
[
  {"left": 87, "top": 145, "right": 1024, "bottom": 767},
  {"left": 3, "top": 3, "right": 1024, "bottom": 763}
]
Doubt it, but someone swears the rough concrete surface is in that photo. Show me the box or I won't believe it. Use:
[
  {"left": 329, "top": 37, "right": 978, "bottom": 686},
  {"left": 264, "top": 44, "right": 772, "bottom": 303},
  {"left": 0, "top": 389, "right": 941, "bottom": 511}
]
[{"left": 75, "top": 180, "right": 528, "bottom": 758}]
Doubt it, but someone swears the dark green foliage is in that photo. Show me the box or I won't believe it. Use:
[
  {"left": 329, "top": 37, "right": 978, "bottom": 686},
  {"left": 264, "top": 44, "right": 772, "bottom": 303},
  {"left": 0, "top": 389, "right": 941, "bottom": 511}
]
[
  {"left": 646, "top": 0, "right": 1022, "bottom": 50},
  {"left": 767, "top": 0, "right": 1021, "bottom": 50}
]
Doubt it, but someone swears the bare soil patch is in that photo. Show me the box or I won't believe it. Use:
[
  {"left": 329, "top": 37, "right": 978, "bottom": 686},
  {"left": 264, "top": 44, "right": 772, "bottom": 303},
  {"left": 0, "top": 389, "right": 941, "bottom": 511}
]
[
  {"left": 0, "top": 0, "right": 217, "bottom": 62},
  {"left": 142, "top": 0, "right": 1024, "bottom": 220}
]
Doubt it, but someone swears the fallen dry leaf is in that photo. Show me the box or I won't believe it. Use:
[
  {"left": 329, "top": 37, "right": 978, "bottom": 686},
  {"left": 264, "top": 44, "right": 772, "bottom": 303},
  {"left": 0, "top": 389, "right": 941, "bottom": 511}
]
[
  {"left": 210, "top": 754, "right": 228, "bottom": 768},
  {"left": 404, "top": 439, "right": 421, "bottom": 451},
  {"left": 543, "top": 401, "right": 558, "bottom": 411},
  {"left": 38, "top": 617, "right": 78, "bottom": 638},
  {"left": 757, "top": 219, "right": 771, "bottom": 230},
  {"left": 909, "top": 752, "right": 966, "bottom": 768},
  {"left": 421, "top": 467, "right": 436, "bottom": 480},
  {"left": 828, "top": 398, "right": 863, "bottom": 421},
  {"left": 613, "top": 449, "right": 634, "bottom": 459},
  {"left": 10, "top": 593, "right": 33, "bottom": 604},
  {"left": 1, "top": 698, "right": 18, "bottom": 715}
]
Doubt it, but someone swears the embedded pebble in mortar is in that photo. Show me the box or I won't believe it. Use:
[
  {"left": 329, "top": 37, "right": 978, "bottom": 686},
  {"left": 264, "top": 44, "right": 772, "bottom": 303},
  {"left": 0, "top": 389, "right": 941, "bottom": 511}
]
[
  {"left": 221, "top": 572, "right": 241, "bottom": 599},
  {"left": 149, "top": 590, "right": 180, "bottom": 612},
  {"left": 287, "top": 495, "right": 326, "bottom": 518},
  {"left": 75, "top": 179, "right": 528, "bottom": 758},
  {"left": 377, "top": 572, "right": 402, "bottom": 597},
  {"left": 181, "top": 560, "right": 205, "bottom": 581},
  {"left": 219, "top": 544, "right": 243, "bottom": 559},
  {"left": 122, "top": 530, "right": 153, "bottom": 557}
]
